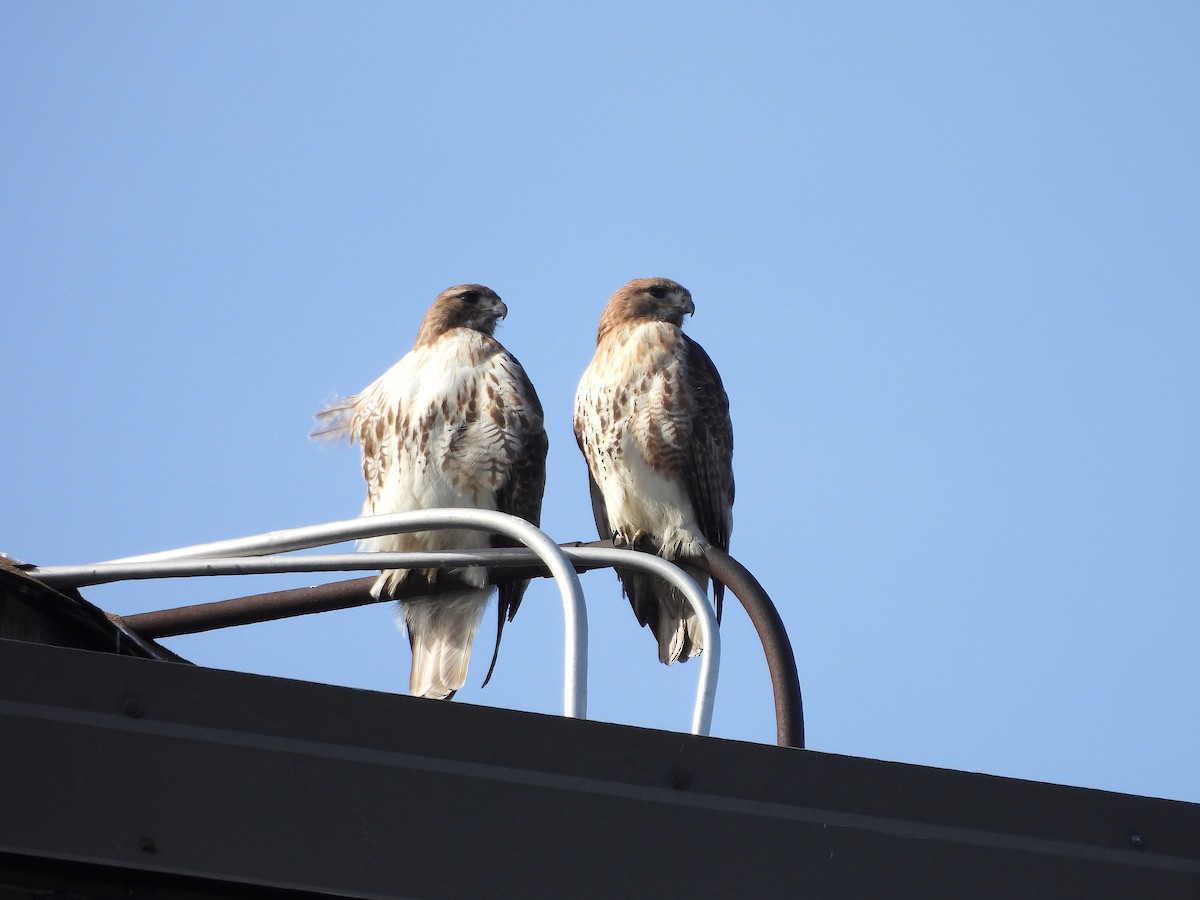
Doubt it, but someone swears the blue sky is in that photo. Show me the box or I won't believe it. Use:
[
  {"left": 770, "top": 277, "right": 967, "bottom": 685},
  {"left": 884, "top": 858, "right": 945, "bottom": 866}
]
[{"left": 3, "top": 3, "right": 1197, "bottom": 803}]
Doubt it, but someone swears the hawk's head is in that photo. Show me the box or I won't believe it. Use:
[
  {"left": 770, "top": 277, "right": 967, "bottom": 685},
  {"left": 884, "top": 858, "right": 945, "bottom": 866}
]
[
  {"left": 597, "top": 276, "right": 694, "bottom": 342},
  {"left": 415, "top": 284, "right": 507, "bottom": 346}
]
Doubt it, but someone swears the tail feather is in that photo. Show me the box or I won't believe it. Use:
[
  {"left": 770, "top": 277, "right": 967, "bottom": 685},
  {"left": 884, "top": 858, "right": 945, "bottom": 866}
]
[
  {"left": 480, "top": 594, "right": 509, "bottom": 689},
  {"left": 398, "top": 588, "right": 492, "bottom": 700},
  {"left": 480, "top": 576, "right": 532, "bottom": 689},
  {"left": 621, "top": 564, "right": 710, "bottom": 665}
]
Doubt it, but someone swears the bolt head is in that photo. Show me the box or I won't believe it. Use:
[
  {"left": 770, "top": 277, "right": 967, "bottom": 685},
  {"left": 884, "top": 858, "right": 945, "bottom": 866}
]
[{"left": 120, "top": 697, "right": 144, "bottom": 719}]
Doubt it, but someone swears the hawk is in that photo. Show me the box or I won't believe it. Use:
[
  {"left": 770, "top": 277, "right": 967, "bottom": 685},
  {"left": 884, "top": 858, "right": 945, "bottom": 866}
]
[
  {"left": 573, "top": 277, "right": 734, "bottom": 664},
  {"left": 315, "top": 284, "right": 548, "bottom": 699}
]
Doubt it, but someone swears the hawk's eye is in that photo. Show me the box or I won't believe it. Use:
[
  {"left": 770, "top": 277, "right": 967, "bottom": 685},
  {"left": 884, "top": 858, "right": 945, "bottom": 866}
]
[
  {"left": 459, "top": 290, "right": 480, "bottom": 305},
  {"left": 648, "top": 285, "right": 668, "bottom": 300}
]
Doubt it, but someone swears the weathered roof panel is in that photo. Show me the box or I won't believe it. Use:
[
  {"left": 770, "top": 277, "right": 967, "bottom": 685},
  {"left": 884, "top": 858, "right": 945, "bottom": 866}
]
[{"left": 2, "top": 637, "right": 1196, "bottom": 899}]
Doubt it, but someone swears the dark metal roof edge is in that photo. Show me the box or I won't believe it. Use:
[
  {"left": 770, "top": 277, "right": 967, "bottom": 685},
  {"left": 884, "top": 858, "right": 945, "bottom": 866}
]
[
  {"left": 0, "top": 562, "right": 187, "bottom": 662},
  {"left": 3, "top": 638, "right": 1197, "bottom": 898}
]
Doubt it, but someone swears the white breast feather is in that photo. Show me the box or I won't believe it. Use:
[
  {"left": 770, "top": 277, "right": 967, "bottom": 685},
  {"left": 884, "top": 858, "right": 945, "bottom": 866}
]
[{"left": 351, "top": 331, "right": 515, "bottom": 581}]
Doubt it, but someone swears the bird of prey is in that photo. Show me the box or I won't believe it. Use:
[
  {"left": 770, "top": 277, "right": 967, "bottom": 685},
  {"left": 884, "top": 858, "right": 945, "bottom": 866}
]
[
  {"left": 314, "top": 284, "right": 547, "bottom": 698},
  {"left": 573, "top": 276, "right": 734, "bottom": 664}
]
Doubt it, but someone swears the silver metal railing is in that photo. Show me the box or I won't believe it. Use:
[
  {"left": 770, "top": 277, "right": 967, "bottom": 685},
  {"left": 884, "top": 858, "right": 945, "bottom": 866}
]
[{"left": 26, "top": 510, "right": 722, "bottom": 736}]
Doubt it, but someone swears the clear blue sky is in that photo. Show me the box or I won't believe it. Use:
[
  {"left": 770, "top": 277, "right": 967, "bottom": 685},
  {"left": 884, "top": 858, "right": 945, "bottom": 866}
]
[{"left": 3, "top": 3, "right": 1197, "bottom": 803}]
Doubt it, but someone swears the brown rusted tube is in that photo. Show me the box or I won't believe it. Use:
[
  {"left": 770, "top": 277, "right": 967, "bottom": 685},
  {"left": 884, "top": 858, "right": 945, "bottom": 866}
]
[
  {"left": 120, "top": 577, "right": 380, "bottom": 637},
  {"left": 692, "top": 546, "right": 805, "bottom": 749}
]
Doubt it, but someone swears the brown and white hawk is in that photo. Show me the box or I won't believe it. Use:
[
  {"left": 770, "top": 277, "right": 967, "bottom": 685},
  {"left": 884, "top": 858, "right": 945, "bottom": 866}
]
[
  {"left": 315, "top": 284, "right": 547, "bottom": 699},
  {"left": 573, "top": 277, "right": 734, "bottom": 664}
]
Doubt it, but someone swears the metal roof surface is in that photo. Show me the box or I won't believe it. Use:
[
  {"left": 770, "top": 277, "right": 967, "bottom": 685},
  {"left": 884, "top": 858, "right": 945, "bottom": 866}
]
[{"left": 2, "top": 635, "right": 1197, "bottom": 899}]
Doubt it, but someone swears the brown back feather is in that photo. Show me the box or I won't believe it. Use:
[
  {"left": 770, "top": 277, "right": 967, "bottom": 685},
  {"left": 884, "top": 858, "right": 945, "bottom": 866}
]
[{"left": 481, "top": 353, "right": 548, "bottom": 687}]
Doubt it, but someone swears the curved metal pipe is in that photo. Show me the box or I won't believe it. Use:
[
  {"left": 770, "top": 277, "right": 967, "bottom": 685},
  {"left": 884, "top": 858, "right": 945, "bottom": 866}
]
[
  {"left": 35, "top": 528, "right": 802, "bottom": 745},
  {"left": 565, "top": 546, "right": 719, "bottom": 736},
  {"left": 32, "top": 512, "right": 589, "bottom": 721},
  {"left": 692, "top": 547, "right": 804, "bottom": 749},
  {"left": 46, "top": 546, "right": 719, "bottom": 737}
]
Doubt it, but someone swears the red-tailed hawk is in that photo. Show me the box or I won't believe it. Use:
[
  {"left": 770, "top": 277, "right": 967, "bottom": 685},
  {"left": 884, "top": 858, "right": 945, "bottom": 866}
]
[
  {"left": 315, "top": 284, "right": 547, "bottom": 699},
  {"left": 573, "top": 277, "right": 734, "bottom": 664}
]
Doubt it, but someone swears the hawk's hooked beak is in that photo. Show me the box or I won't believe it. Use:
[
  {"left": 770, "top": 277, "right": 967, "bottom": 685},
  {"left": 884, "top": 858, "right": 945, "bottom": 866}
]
[
  {"left": 494, "top": 300, "right": 509, "bottom": 320},
  {"left": 680, "top": 295, "right": 695, "bottom": 317}
]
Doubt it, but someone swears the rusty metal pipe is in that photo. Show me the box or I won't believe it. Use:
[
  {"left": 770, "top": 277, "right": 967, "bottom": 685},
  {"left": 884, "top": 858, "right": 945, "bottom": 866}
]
[
  {"left": 694, "top": 546, "right": 805, "bottom": 749},
  {"left": 119, "top": 577, "right": 380, "bottom": 637}
]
